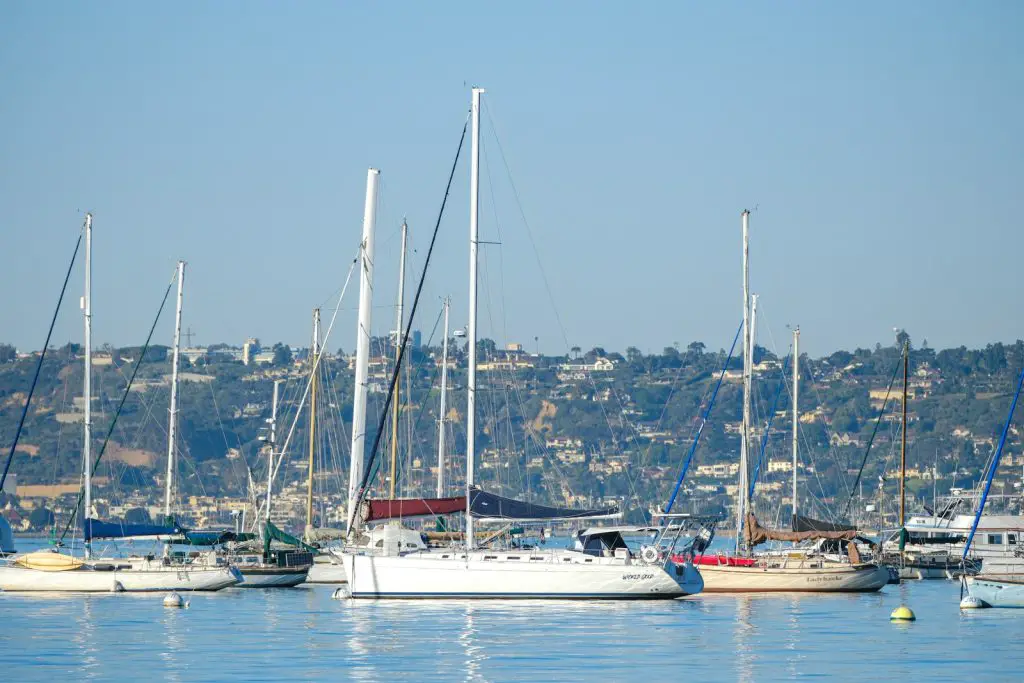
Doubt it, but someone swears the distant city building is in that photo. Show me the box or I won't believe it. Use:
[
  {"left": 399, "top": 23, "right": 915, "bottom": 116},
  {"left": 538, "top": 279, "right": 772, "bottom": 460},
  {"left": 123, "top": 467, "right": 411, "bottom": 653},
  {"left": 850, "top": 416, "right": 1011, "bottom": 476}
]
[{"left": 242, "top": 337, "right": 261, "bottom": 365}]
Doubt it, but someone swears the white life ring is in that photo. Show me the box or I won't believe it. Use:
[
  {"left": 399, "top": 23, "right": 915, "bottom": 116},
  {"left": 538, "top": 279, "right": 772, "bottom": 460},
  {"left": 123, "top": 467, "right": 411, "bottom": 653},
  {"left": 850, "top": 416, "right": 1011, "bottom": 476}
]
[{"left": 640, "top": 545, "right": 660, "bottom": 564}]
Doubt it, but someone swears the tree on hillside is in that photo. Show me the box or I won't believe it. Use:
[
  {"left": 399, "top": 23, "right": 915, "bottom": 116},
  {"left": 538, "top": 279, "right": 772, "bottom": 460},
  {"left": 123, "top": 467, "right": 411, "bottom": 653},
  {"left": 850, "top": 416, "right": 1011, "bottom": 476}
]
[
  {"left": 0, "top": 344, "right": 15, "bottom": 363},
  {"left": 625, "top": 347, "right": 642, "bottom": 364},
  {"left": 272, "top": 342, "right": 292, "bottom": 367},
  {"left": 476, "top": 338, "right": 497, "bottom": 358},
  {"left": 124, "top": 507, "right": 152, "bottom": 525},
  {"left": 29, "top": 506, "right": 54, "bottom": 530},
  {"left": 662, "top": 346, "right": 682, "bottom": 369}
]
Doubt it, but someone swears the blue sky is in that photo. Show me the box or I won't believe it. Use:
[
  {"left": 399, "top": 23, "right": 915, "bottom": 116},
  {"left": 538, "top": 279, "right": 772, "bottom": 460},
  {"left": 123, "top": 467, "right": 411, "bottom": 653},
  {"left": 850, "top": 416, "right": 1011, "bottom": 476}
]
[{"left": 1, "top": 1, "right": 1021, "bottom": 358}]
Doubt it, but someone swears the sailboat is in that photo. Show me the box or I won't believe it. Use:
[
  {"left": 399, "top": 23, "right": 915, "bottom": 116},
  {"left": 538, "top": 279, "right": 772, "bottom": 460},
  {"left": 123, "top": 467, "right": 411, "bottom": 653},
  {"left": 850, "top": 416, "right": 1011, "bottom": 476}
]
[
  {"left": 877, "top": 343, "right": 979, "bottom": 579},
  {"left": 340, "top": 88, "right": 702, "bottom": 599},
  {"left": 0, "top": 220, "right": 240, "bottom": 591},
  {"left": 214, "top": 379, "right": 312, "bottom": 588},
  {"left": 302, "top": 307, "right": 351, "bottom": 584},
  {"left": 694, "top": 211, "right": 888, "bottom": 593},
  {"left": 959, "top": 365, "right": 1024, "bottom": 608}
]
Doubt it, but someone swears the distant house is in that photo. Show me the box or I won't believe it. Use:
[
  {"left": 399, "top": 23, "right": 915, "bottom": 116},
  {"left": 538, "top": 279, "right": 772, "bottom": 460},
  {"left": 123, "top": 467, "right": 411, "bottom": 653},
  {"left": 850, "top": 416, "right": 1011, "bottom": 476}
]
[{"left": 830, "top": 433, "right": 864, "bottom": 448}]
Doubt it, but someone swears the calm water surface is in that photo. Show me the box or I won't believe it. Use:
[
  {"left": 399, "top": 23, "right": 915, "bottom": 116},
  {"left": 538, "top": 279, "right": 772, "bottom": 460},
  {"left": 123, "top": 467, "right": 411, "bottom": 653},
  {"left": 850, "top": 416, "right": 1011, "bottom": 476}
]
[{"left": 2, "top": 544, "right": 1022, "bottom": 681}]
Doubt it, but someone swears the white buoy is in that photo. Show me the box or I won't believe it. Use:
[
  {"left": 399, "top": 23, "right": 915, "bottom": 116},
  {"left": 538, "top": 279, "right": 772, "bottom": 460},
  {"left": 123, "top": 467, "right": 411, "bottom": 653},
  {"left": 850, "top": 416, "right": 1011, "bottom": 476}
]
[
  {"left": 960, "top": 595, "right": 986, "bottom": 609},
  {"left": 332, "top": 586, "right": 350, "bottom": 600},
  {"left": 163, "top": 592, "right": 185, "bottom": 608}
]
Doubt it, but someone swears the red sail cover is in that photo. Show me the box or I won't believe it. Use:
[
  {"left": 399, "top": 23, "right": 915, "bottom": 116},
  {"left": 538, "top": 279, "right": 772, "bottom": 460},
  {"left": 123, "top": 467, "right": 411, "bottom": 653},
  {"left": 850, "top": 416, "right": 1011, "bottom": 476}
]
[{"left": 363, "top": 496, "right": 467, "bottom": 522}]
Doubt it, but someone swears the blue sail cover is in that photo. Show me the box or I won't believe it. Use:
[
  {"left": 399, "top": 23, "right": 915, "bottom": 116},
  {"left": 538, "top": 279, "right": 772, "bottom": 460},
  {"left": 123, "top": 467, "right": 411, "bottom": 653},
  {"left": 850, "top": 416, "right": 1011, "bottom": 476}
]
[
  {"left": 84, "top": 518, "right": 180, "bottom": 541},
  {"left": 469, "top": 487, "right": 619, "bottom": 521}
]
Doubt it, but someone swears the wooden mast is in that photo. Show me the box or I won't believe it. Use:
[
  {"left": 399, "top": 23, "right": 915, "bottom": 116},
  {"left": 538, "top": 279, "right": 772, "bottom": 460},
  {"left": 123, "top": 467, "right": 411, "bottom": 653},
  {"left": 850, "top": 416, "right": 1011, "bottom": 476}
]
[
  {"left": 305, "top": 307, "right": 320, "bottom": 538},
  {"left": 899, "top": 340, "right": 909, "bottom": 550},
  {"left": 389, "top": 220, "right": 408, "bottom": 499}
]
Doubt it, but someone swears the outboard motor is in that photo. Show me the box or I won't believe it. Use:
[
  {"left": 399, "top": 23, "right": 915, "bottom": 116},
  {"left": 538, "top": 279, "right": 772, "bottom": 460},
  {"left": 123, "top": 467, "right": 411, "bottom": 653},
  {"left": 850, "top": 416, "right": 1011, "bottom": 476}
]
[{"left": 692, "top": 525, "right": 715, "bottom": 554}]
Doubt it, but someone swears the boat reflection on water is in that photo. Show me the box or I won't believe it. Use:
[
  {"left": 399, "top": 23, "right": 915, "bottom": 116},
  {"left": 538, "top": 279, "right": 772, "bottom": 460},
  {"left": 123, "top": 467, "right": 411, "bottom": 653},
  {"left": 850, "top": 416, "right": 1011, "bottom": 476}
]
[
  {"left": 460, "top": 605, "right": 485, "bottom": 683},
  {"left": 733, "top": 596, "right": 756, "bottom": 683},
  {"left": 159, "top": 596, "right": 187, "bottom": 683},
  {"left": 337, "top": 597, "right": 700, "bottom": 679}
]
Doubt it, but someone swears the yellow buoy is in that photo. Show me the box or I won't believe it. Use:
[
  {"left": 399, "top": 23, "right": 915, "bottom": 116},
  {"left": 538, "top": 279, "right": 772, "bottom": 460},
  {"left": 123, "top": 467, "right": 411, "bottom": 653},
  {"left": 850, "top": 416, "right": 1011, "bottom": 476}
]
[{"left": 890, "top": 605, "right": 916, "bottom": 621}]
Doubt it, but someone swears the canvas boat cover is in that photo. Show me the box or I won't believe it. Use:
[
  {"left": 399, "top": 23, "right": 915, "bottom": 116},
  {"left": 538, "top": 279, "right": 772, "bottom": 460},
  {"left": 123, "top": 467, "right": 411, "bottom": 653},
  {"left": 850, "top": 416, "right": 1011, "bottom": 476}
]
[
  {"left": 792, "top": 514, "right": 858, "bottom": 533},
  {"left": 743, "top": 512, "right": 858, "bottom": 547},
  {"left": 360, "top": 496, "right": 467, "bottom": 523},
  {"left": 264, "top": 521, "right": 317, "bottom": 555},
  {"left": 179, "top": 530, "right": 257, "bottom": 546},
  {"left": 469, "top": 487, "right": 620, "bottom": 521},
  {"left": 303, "top": 527, "right": 346, "bottom": 542},
  {"left": 84, "top": 518, "right": 180, "bottom": 541}
]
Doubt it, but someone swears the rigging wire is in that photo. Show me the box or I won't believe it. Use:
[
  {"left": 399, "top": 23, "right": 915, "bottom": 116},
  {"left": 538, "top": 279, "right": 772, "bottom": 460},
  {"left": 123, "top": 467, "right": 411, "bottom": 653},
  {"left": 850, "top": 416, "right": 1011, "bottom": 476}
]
[
  {"left": 268, "top": 256, "right": 358, "bottom": 484},
  {"left": 352, "top": 117, "right": 469, "bottom": 514},
  {"left": 58, "top": 267, "right": 177, "bottom": 543},
  {"left": 1, "top": 229, "right": 84, "bottom": 493},
  {"left": 748, "top": 354, "right": 791, "bottom": 500},
  {"left": 840, "top": 348, "right": 904, "bottom": 520},
  {"left": 663, "top": 320, "right": 742, "bottom": 516}
]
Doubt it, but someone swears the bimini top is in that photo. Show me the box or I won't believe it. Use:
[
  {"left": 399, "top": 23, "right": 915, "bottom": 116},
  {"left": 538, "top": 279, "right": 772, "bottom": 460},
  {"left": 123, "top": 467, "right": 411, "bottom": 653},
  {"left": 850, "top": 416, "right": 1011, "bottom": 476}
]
[
  {"left": 577, "top": 526, "right": 660, "bottom": 538},
  {"left": 469, "top": 487, "right": 620, "bottom": 522}
]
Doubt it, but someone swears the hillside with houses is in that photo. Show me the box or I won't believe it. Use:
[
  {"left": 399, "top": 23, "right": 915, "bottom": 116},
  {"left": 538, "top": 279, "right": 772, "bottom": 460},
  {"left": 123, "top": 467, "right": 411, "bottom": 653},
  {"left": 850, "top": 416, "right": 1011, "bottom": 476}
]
[{"left": 1, "top": 336, "right": 1022, "bottom": 535}]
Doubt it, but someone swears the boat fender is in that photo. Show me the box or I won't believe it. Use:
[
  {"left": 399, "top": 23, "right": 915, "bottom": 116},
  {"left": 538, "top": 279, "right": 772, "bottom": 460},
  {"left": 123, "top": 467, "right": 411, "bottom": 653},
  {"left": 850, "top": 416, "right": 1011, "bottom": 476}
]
[
  {"left": 111, "top": 580, "right": 124, "bottom": 593},
  {"left": 960, "top": 596, "right": 987, "bottom": 609},
  {"left": 332, "top": 586, "right": 350, "bottom": 600},
  {"left": 163, "top": 592, "right": 186, "bottom": 608}
]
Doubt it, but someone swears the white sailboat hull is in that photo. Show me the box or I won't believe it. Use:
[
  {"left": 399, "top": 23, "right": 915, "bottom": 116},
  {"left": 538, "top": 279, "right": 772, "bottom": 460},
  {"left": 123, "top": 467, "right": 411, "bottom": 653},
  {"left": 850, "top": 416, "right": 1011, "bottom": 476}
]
[
  {"left": 341, "top": 550, "right": 701, "bottom": 599},
  {"left": 305, "top": 558, "right": 348, "bottom": 584},
  {"left": 0, "top": 562, "right": 241, "bottom": 592},
  {"left": 699, "top": 562, "right": 889, "bottom": 593},
  {"left": 965, "top": 575, "right": 1024, "bottom": 607}
]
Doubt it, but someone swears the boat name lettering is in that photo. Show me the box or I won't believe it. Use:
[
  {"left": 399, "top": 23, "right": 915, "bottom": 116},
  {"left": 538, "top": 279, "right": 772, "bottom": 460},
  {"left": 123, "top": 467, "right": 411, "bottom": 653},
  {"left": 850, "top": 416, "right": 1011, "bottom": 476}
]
[{"left": 621, "top": 573, "right": 655, "bottom": 581}]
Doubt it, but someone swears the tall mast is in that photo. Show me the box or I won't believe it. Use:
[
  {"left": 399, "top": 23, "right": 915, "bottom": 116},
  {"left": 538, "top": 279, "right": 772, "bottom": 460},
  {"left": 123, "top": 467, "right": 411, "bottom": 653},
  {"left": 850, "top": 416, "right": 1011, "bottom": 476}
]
[
  {"left": 389, "top": 220, "right": 408, "bottom": 499},
  {"left": 437, "top": 296, "right": 451, "bottom": 497},
  {"left": 265, "top": 379, "right": 281, "bottom": 523},
  {"left": 899, "top": 340, "right": 908, "bottom": 550},
  {"left": 305, "top": 307, "right": 320, "bottom": 537},
  {"left": 466, "top": 86, "right": 484, "bottom": 550},
  {"left": 791, "top": 326, "right": 800, "bottom": 528},
  {"left": 82, "top": 213, "right": 93, "bottom": 558},
  {"left": 748, "top": 295, "right": 758, "bottom": 382},
  {"left": 164, "top": 260, "right": 185, "bottom": 520},
  {"left": 735, "top": 209, "right": 751, "bottom": 554},
  {"left": 346, "top": 168, "right": 379, "bottom": 530}
]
